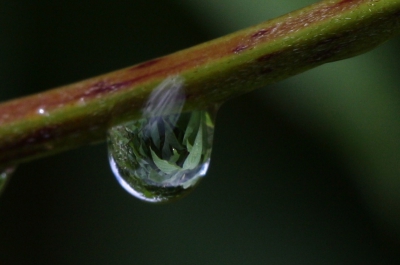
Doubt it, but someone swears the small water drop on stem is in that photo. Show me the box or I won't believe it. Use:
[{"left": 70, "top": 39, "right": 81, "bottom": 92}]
[{"left": 0, "top": 166, "right": 16, "bottom": 195}]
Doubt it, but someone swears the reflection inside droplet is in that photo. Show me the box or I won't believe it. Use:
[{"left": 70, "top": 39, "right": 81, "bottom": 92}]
[{"left": 107, "top": 76, "right": 217, "bottom": 203}]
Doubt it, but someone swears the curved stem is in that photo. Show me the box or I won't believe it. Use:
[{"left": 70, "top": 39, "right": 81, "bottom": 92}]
[{"left": 0, "top": 0, "right": 400, "bottom": 166}]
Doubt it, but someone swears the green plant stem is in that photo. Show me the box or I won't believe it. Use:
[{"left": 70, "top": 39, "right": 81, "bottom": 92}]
[{"left": 0, "top": 0, "right": 399, "bottom": 166}]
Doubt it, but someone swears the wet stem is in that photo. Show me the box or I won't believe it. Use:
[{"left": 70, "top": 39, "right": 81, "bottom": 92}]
[{"left": 0, "top": 0, "right": 400, "bottom": 167}]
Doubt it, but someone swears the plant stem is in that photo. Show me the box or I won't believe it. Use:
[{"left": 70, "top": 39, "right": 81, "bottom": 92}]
[{"left": 0, "top": 0, "right": 399, "bottom": 166}]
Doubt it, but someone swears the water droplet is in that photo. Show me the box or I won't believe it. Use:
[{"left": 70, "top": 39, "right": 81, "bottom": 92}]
[
  {"left": 0, "top": 166, "right": 16, "bottom": 195},
  {"left": 107, "top": 76, "right": 217, "bottom": 203},
  {"left": 37, "top": 107, "right": 50, "bottom": 117}
]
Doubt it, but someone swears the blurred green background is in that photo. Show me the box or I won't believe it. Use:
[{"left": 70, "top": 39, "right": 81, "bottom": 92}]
[{"left": 1, "top": 0, "right": 400, "bottom": 264}]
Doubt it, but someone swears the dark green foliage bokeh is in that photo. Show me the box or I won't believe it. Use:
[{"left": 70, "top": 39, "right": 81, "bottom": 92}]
[{"left": 1, "top": 1, "right": 400, "bottom": 264}]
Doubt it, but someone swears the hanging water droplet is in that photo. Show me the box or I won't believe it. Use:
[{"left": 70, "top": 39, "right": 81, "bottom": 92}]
[
  {"left": 107, "top": 76, "right": 217, "bottom": 203},
  {"left": 0, "top": 166, "right": 16, "bottom": 195}
]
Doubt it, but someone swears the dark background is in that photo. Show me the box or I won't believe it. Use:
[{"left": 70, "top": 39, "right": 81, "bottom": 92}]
[{"left": 1, "top": 1, "right": 400, "bottom": 264}]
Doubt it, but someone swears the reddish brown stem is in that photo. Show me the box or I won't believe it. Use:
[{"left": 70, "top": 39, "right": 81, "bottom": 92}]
[{"left": 0, "top": 0, "right": 400, "bottom": 166}]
